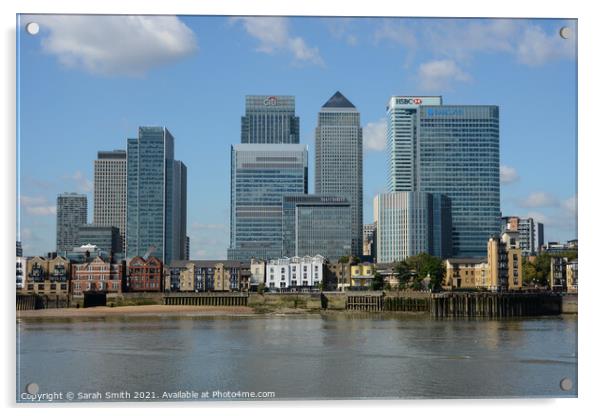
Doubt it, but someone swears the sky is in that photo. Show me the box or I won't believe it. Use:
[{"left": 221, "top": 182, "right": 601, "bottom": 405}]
[{"left": 16, "top": 15, "right": 577, "bottom": 258}]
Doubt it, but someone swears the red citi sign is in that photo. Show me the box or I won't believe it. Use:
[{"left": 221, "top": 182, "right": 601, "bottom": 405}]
[
  {"left": 264, "top": 96, "right": 278, "bottom": 106},
  {"left": 396, "top": 97, "right": 423, "bottom": 105}
]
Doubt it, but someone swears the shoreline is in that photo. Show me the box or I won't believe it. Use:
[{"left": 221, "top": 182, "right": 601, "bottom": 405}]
[{"left": 16, "top": 304, "right": 256, "bottom": 318}]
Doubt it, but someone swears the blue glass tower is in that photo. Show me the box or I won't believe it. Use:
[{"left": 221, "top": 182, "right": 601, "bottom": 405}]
[
  {"left": 387, "top": 97, "right": 500, "bottom": 257},
  {"left": 228, "top": 144, "right": 308, "bottom": 261},
  {"left": 126, "top": 126, "right": 186, "bottom": 264}
]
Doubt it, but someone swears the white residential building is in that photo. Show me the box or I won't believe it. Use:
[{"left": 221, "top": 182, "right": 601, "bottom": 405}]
[{"left": 266, "top": 255, "right": 324, "bottom": 290}]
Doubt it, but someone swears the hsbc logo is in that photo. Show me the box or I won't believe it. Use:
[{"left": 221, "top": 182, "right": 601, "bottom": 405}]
[
  {"left": 263, "top": 96, "right": 278, "bottom": 106},
  {"left": 396, "top": 97, "right": 423, "bottom": 105}
]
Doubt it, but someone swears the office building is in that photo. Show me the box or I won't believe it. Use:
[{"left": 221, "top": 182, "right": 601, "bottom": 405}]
[
  {"left": 126, "top": 126, "right": 187, "bottom": 264},
  {"left": 228, "top": 144, "right": 308, "bottom": 261},
  {"left": 56, "top": 193, "right": 88, "bottom": 253},
  {"left": 501, "top": 216, "right": 544, "bottom": 256},
  {"left": 282, "top": 194, "right": 352, "bottom": 261},
  {"left": 374, "top": 191, "right": 452, "bottom": 263},
  {"left": 315, "top": 91, "right": 363, "bottom": 256},
  {"left": 94, "top": 150, "right": 127, "bottom": 251},
  {"left": 362, "top": 223, "right": 377, "bottom": 259},
  {"left": 78, "top": 224, "right": 121, "bottom": 254},
  {"left": 241, "top": 95, "right": 300, "bottom": 144},
  {"left": 387, "top": 96, "right": 500, "bottom": 257}
]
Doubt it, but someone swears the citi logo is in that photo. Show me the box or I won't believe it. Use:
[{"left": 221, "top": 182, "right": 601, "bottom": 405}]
[{"left": 264, "top": 96, "right": 278, "bottom": 106}]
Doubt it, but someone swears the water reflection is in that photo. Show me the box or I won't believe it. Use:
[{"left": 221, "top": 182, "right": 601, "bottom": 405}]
[{"left": 17, "top": 314, "right": 577, "bottom": 400}]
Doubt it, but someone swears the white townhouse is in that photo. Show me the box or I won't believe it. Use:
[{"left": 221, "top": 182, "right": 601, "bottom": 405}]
[{"left": 266, "top": 255, "right": 324, "bottom": 290}]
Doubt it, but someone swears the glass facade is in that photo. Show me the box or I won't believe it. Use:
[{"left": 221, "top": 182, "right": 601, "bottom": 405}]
[
  {"left": 56, "top": 193, "right": 87, "bottom": 253},
  {"left": 282, "top": 194, "right": 352, "bottom": 261},
  {"left": 78, "top": 224, "right": 120, "bottom": 254},
  {"left": 127, "top": 126, "right": 186, "bottom": 264},
  {"left": 228, "top": 144, "right": 308, "bottom": 261},
  {"left": 374, "top": 191, "right": 451, "bottom": 263},
  {"left": 387, "top": 97, "right": 500, "bottom": 257},
  {"left": 241, "top": 95, "right": 299, "bottom": 144},
  {"left": 315, "top": 92, "right": 363, "bottom": 257}
]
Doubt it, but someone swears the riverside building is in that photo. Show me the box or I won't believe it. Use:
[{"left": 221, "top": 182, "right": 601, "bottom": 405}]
[
  {"left": 387, "top": 96, "right": 500, "bottom": 257},
  {"left": 266, "top": 255, "right": 324, "bottom": 290}
]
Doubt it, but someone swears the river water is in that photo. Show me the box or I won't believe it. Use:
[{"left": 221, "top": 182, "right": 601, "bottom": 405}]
[{"left": 16, "top": 313, "right": 577, "bottom": 401}]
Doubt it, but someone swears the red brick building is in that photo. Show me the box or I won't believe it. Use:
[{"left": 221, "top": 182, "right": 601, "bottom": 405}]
[
  {"left": 127, "top": 256, "right": 163, "bottom": 292},
  {"left": 71, "top": 256, "right": 125, "bottom": 296}
]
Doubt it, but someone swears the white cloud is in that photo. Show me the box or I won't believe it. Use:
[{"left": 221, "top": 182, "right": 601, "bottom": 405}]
[
  {"left": 516, "top": 25, "right": 575, "bottom": 66},
  {"left": 19, "top": 195, "right": 56, "bottom": 216},
  {"left": 500, "top": 165, "right": 519, "bottom": 184},
  {"left": 28, "top": 15, "right": 198, "bottom": 76},
  {"left": 363, "top": 118, "right": 387, "bottom": 151},
  {"left": 374, "top": 19, "right": 418, "bottom": 49},
  {"left": 418, "top": 59, "right": 471, "bottom": 91},
  {"left": 232, "top": 17, "right": 324, "bottom": 65},
  {"left": 327, "top": 18, "right": 358, "bottom": 46},
  {"left": 519, "top": 192, "right": 558, "bottom": 208},
  {"left": 561, "top": 194, "right": 577, "bottom": 215},
  {"left": 63, "top": 171, "right": 93, "bottom": 193}
]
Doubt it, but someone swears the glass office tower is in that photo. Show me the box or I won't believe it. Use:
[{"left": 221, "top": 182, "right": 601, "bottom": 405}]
[
  {"left": 282, "top": 194, "right": 352, "bottom": 261},
  {"left": 241, "top": 95, "right": 300, "bottom": 144},
  {"left": 94, "top": 150, "right": 127, "bottom": 252},
  {"left": 315, "top": 91, "right": 363, "bottom": 257},
  {"left": 228, "top": 144, "right": 308, "bottom": 261},
  {"left": 374, "top": 191, "right": 451, "bottom": 263},
  {"left": 126, "top": 126, "right": 186, "bottom": 264},
  {"left": 387, "top": 97, "right": 500, "bottom": 257},
  {"left": 56, "top": 192, "right": 88, "bottom": 253}
]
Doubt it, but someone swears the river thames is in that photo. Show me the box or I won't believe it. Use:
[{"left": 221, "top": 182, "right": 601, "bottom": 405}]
[{"left": 16, "top": 313, "right": 577, "bottom": 401}]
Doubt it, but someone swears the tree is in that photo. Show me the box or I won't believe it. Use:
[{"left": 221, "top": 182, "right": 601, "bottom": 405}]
[
  {"left": 371, "top": 272, "right": 384, "bottom": 291},
  {"left": 403, "top": 253, "right": 445, "bottom": 291},
  {"left": 338, "top": 256, "right": 349, "bottom": 264}
]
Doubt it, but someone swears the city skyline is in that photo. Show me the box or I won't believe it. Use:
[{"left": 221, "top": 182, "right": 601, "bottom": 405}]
[{"left": 17, "top": 15, "right": 577, "bottom": 258}]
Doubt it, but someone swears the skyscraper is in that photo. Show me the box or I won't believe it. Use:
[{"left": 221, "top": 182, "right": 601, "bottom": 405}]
[
  {"left": 315, "top": 91, "right": 363, "bottom": 256},
  {"left": 374, "top": 191, "right": 451, "bottom": 263},
  {"left": 56, "top": 192, "right": 87, "bottom": 253},
  {"left": 126, "top": 126, "right": 187, "bottom": 264},
  {"left": 501, "top": 216, "right": 544, "bottom": 256},
  {"left": 173, "top": 160, "right": 188, "bottom": 262},
  {"left": 241, "top": 95, "right": 300, "bottom": 144},
  {"left": 282, "top": 194, "right": 352, "bottom": 261},
  {"left": 94, "top": 150, "right": 127, "bottom": 251},
  {"left": 387, "top": 96, "right": 500, "bottom": 257},
  {"left": 228, "top": 144, "right": 308, "bottom": 261}
]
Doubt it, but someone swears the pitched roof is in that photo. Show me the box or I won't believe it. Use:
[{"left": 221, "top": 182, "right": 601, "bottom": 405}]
[{"left": 322, "top": 91, "right": 355, "bottom": 108}]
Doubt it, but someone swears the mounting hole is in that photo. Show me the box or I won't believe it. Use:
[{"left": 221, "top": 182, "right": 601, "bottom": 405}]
[
  {"left": 26, "top": 22, "right": 39, "bottom": 35},
  {"left": 559, "top": 26, "right": 571, "bottom": 39},
  {"left": 25, "top": 382, "right": 39, "bottom": 394},
  {"left": 559, "top": 377, "right": 573, "bottom": 391}
]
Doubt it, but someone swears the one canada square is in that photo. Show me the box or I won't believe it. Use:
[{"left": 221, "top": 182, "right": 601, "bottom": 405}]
[
  {"left": 228, "top": 96, "right": 308, "bottom": 261},
  {"left": 315, "top": 92, "right": 363, "bottom": 257}
]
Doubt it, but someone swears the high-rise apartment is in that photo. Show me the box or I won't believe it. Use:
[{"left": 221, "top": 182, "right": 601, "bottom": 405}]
[
  {"left": 56, "top": 193, "right": 88, "bottom": 253},
  {"left": 94, "top": 150, "right": 127, "bottom": 251},
  {"left": 228, "top": 144, "right": 308, "bottom": 261},
  {"left": 315, "top": 91, "right": 363, "bottom": 256},
  {"left": 126, "top": 126, "right": 187, "bottom": 264},
  {"left": 501, "top": 216, "right": 544, "bottom": 256},
  {"left": 387, "top": 96, "right": 500, "bottom": 257}
]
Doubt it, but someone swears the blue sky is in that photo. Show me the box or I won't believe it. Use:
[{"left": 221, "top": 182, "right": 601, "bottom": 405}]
[{"left": 16, "top": 15, "right": 577, "bottom": 258}]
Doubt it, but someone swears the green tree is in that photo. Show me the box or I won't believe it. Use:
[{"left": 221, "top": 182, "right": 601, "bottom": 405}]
[
  {"left": 338, "top": 256, "right": 349, "bottom": 264},
  {"left": 371, "top": 271, "right": 384, "bottom": 291},
  {"left": 403, "top": 253, "right": 445, "bottom": 291}
]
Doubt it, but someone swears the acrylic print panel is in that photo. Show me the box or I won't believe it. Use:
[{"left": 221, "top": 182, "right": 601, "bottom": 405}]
[{"left": 16, "top": 14, "right": 577, "bottom": 402}]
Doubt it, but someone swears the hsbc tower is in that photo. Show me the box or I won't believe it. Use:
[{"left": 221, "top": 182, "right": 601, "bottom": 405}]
[{"left": 386, "top": 96, "right": 500, "bottom": 257}]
